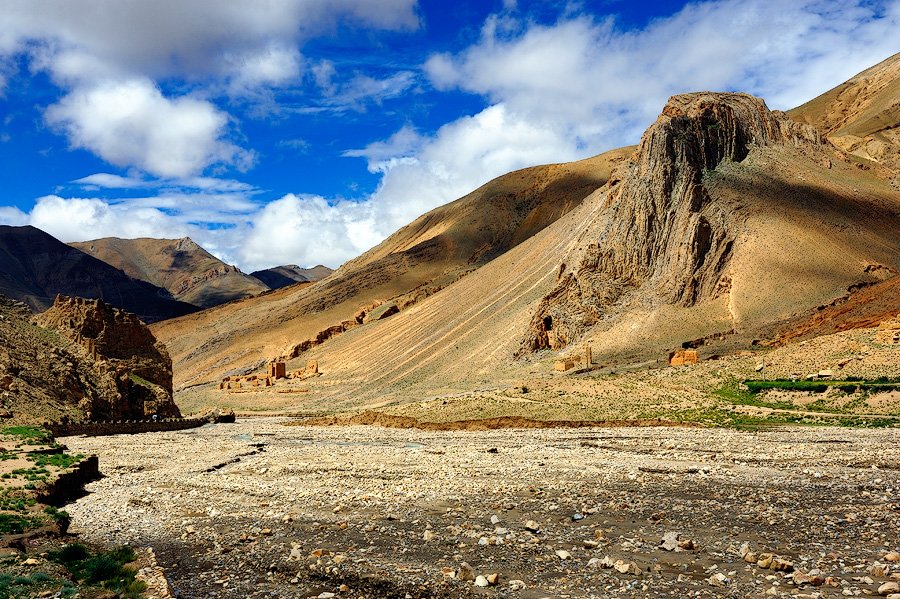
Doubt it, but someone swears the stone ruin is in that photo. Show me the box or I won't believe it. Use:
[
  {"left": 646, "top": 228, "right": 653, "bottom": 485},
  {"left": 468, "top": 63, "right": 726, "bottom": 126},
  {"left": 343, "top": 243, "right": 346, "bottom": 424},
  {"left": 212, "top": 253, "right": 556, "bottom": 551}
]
[
  {"left": 554, "top": 344, "right": 592, "bottom": 372},
  {"left": 875, "top": 316, "right": 900, "bottom": 344},
  {"left": 268, "top": 361, "right": 286, "bottom": 380},
  {"left": 669, "top": 349, "right": 699, "bottom": 366},
  {"left": 220, "top": 359, "right": 319, "bottom": 391}
]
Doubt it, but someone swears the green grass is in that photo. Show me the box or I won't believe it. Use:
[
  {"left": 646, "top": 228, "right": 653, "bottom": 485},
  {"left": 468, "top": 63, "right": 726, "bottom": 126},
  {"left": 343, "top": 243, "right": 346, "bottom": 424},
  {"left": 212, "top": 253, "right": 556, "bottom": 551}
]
[
  {"left": 0, "top": 571, "right": 62, "bottom": 599},
  {"left": 0, "top": 493, "right": 35, "bottom": 513},
  {"left": 745, "top": 379, "right": 900, "bottom": 394},
  {"left": 0, "top": 426, "right": 53, "bottom": 445},
  {"left": 27, "top": 452, "right": 84, "bottom": 469},
  {"left": 0, "top": 513, "right": 40, "bottom": 534},
  {"left": 48, "top": 543, "right": 146, "bottom": 597}
]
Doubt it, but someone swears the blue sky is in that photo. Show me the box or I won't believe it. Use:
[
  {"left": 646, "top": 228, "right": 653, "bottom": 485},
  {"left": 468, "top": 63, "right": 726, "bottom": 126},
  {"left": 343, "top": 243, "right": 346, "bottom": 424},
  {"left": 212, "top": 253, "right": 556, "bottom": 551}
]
[{"left": 0, "top": 0, "right": 897, "bottom": 271}]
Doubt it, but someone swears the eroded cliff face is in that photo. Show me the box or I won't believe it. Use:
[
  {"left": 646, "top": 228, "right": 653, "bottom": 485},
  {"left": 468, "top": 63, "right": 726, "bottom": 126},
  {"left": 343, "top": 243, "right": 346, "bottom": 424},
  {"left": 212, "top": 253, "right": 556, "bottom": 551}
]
[
  {"left": 35, "top": 295, "right": 179, "bottom": 419},
  {"left": 525, "top": 93, "right": 822, "bottom": 351}
]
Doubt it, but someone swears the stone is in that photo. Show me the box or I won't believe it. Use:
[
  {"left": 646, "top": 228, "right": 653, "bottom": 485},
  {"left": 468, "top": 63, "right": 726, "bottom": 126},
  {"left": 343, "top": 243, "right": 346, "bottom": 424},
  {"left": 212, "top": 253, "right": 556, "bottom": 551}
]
[
  {"left": 885, "top": 552, "right": 900, "bottom": 563},
  {"left": 422, "top": 530, "right": 435, "bottom": 541},
  {"left": 708, "top": 573, "right": 728, "bottom": 587},
  {"left": 661, "top": 531, "right": 680, "bottom": 551},
  {"left": 457, "top": 562, "right": 475, "bottom": 582},
  {"left": 474, "top": 575, "right": 489, "bottom": 587},
  {"left": 485, "top": 573, "right": 499, "bottom": 585},
  {"left": 879, "top": 582, "right": 900, "bottom": 596},
  {"left": 509, "top": 580, "right": 526, "bottom": 591},
  {"left": 555, "top": 550, "right": 571, "bottom": 560},
  {"left": 524, "top": 520, "right": 540, "bottom": 533}
]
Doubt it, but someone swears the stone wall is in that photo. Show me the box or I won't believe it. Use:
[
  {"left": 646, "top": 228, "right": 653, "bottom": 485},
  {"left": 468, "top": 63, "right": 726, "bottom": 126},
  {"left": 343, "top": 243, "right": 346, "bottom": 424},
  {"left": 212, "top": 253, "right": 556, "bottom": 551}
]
[{"left": 48, "top": 418, "right": 206, "bottom": 438}]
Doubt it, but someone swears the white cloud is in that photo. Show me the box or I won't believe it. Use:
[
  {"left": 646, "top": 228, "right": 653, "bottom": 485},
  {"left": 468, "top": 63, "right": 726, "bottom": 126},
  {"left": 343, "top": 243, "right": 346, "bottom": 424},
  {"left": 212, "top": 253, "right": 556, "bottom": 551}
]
[
  {"left": 425, "top": 0, "right": 900, "bottom": 150},
  {"left": 225, "top": 43, "right": 303, "bottom": 95},
  {"left": 45, "top": 78, "right": 255, "bottom": 178},
  {"left": 28, "top": 195, "right": 192, "bottom": 242},
  {"left": 240, "top": 194, "right": 378, "bottom": 270},
  {"left": 0, "top": 0, "right": 419, "bottom": 87},
  {"left": 0, "top": 206, "right": 28, "bottom": 225}
]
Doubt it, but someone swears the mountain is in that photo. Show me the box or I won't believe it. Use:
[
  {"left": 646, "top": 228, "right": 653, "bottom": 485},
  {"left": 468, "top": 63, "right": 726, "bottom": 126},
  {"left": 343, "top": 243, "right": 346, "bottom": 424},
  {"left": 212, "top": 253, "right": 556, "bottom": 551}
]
[
  {"left": 250, "top": 264, "right": 333, "bottom": 289},
  {"left": 70, "top": 237, "right": 269, "bottom": 308},
  {"left": 157, "top": 53, "right": 900, "bottom": 415},
  {"left": 0, "top": 225, "right": 197, "bottom": 323},
  {"left": 151, "top": 146, "right": 633, "bottom": 387},
  {"left": 163, "top": 53, "right": 900, "bottom": 415},
  {"left": 236, "top": 87, "right": 898, "bottom": 411},
  {"left": 788, "top": 52, "right": 900, "bottom": 174}
]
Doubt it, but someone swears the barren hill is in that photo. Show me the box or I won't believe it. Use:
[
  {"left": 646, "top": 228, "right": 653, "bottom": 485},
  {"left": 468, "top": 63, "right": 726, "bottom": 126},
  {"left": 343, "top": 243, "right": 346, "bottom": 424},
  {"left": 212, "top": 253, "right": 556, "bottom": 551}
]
[
  {"left": 0, "top": 225, "right": 196, "bottom": 323},
  {"left": 250, "top": 264, "right": 333, "bottom": 289},
  {"left": 71, "top": 237, "right": 269, "bottom": 308},
  {"left": 789, "top": 52, "right": 900, "bottom": 173},
  {"left": 232, "top": 92, "right": 897, "bottom": 412},
  {"left": 164, "top": 55, "right": 900, "bottom": 416},
  {"left": 152, "top": 147, "right": 633, "bottom": 387}
]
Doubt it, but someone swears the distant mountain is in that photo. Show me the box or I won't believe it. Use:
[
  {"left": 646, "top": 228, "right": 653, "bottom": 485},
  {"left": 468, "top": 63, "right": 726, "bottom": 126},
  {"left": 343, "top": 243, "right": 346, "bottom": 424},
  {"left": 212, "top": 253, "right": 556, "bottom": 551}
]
[
  {"left": 71, "top": 237, "right": 269, "bottom": 308},
  {"left": 250, "top": 264, "right": 333, "bottom": 289},
  {"left": 0, "top": 225, "right": 197, "bottom": 323}
]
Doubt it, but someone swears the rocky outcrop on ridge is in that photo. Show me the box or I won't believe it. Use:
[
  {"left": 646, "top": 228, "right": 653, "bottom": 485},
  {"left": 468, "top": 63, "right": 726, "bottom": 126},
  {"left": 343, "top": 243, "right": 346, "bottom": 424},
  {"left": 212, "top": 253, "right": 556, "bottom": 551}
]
[
  {"left": 525, "top": 93, "right": 822, "bottom": 350},
  {"left": 35, "top": 295, "right": 180, "bottom": 420}
]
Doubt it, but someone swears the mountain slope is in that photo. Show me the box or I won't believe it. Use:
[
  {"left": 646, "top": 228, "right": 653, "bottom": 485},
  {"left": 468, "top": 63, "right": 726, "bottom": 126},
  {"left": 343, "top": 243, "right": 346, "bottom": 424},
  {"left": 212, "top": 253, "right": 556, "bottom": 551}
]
[
  {"left": 239, "top": 91, "right": 898, "bottom": 411},
  {"left": 152, "top": 147, "right": 633, "bottom": 387},
  {"left": 788, "top": 52, "right": 900, "bottom": 173},
  {"left": 0, "top": 226, "right": 197, "bottom": 323},
  {"left": 250, "top": 264, "right": 333, "bottom": 289},
  {"left": 71, "top": 237, "right": 269, "bottom": 308}
]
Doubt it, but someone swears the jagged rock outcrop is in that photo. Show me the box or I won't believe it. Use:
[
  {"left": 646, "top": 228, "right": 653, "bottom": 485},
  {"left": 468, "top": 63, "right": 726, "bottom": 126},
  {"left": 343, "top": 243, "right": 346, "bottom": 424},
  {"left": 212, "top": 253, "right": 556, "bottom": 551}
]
[
  {"left": 35, "top": 295, "right": 180, "bottom": 420},
  {"left": 525, "top": 93, "right": 822, "bottom": 350}
]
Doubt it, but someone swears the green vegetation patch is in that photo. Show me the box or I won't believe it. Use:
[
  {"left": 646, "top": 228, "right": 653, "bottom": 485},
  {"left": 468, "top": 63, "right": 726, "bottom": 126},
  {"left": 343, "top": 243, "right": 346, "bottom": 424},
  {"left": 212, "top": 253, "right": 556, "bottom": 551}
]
[
  {"left": 0, "top": 513, "right": 41, "bottom": 535},
  {"left": 48, "top": 543, "right": 146, "bottom": 597},
  {"left": 744, "top": 379, "right": 900, "bottom": 394},
  {"left": 1, "top": 426, "right": 53, "bottom": 445},
  {"left": 0, "top": 571, "right": 63, "bottom": 599},
  {"left": 27, "top": 452, "right": 84, "bottom": 469}
]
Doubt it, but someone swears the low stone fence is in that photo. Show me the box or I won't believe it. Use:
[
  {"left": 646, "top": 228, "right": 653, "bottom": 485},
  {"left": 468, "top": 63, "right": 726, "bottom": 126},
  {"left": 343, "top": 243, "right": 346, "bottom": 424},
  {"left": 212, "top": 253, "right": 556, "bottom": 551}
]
[{"left": 48, "top": 417, "right": 207, "bottom": 438}]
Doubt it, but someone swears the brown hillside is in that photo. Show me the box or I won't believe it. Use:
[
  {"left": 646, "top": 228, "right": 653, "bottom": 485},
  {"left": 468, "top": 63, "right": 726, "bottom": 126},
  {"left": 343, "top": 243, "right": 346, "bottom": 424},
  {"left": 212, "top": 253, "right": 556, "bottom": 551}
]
[
  {"left": 240, "top": 92, "right": 899, "bottom": 411},
  {"left": 789, "top": 52, "right": 900, "bottom": 174},
  {"left": 71, "top": 237, "right": 268, "bottom": 308},
  {"left": 152, "top": 147, "right": 633, "bottom": 387}
]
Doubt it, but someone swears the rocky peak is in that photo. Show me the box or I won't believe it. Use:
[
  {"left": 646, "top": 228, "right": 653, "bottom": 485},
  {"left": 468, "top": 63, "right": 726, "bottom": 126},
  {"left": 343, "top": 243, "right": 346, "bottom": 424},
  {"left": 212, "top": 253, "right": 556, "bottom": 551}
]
[
  {"left": 525, "top": 93, "right": 822, "bottom": 351},
  {"left": 34, "top": 295, "right": 179, "bottom": 419}
]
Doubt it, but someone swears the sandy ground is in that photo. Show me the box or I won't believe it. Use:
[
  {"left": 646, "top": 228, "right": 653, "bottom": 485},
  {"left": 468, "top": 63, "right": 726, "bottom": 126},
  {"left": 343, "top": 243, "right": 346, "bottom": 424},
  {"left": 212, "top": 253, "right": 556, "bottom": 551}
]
[{"left": 60, "top": 419, "right": 899, "bottom": 598}]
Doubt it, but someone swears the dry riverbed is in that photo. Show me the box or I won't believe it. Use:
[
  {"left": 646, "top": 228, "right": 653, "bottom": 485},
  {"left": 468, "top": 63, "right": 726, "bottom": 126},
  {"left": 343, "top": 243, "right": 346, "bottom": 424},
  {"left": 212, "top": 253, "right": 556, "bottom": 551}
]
[{"left": 61, "top": 419, "right": 900, "bottom": 598}]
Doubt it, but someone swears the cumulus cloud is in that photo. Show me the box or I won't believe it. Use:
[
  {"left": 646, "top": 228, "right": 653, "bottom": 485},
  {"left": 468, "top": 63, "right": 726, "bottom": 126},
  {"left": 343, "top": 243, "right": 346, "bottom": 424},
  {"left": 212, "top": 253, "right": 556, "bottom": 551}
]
[
  {"left": 28, "top": 195, "right": 192, "bottom": 242},
  {"left": 45, "top": 78, "right": 255, "bottom": 178},
  {"left": 425, "top": 0, "right": 900, "bottom": 149},
  {"left": 0, "top": 0, "right": 419, "bottom": 87}
]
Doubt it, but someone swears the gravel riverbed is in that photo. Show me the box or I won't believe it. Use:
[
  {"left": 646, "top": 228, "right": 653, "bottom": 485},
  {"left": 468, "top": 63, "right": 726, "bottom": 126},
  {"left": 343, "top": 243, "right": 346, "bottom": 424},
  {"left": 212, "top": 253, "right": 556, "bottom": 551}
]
[{"left": 61, "top": 419, "right": 900, "bottom": 598}]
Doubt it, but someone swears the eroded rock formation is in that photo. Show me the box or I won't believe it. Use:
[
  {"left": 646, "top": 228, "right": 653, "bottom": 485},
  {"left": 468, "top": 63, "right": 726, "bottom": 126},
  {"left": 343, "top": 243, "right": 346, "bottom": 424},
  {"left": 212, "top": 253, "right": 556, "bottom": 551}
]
[
  {"left": 35, "top": 295, "right": 180, "bottom": 420},
  {"left": 525, "top": 93, "right": 822, "bottom": 351}
]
